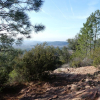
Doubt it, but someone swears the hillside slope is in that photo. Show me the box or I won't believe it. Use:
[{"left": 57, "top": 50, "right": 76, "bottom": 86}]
[{"left": 1, "top": 66, "right": 100, "bottom": 100}]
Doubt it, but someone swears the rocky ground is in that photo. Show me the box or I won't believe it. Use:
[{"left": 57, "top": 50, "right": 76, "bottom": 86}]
[{"left": 1, "top": 65, "right": 100, "bottom": 100}]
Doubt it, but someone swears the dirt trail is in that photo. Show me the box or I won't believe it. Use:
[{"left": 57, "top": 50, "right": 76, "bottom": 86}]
[
  {"left": 54, "top": 66, "right": 98, "bottom": 74},
  {"left": 1, "top": 66, "right": 100, "bottom": 100}
]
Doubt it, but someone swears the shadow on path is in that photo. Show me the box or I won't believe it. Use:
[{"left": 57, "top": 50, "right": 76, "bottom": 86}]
[{"left": 1, "top": 70, "right": 100, "bottom": 100}]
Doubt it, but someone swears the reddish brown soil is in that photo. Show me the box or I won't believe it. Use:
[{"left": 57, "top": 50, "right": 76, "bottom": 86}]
[{"left": 1, "top": 66, "right": 100, "bottom": 100}]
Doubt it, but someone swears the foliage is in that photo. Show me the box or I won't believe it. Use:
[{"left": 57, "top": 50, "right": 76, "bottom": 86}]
[
  {"left": 0, "top": 48, "right": 24, "bottom": 85},
  {"left": 0, "top": 0, "right": 45, "bottom": 85},
  {"left": 69, "top": 10, "right": 100, "bottom": 67},
  {"left": 76, "top": 10, "right": 100, "bottom": 56},
  {"left": 56, "top": 46, "right": 70, "bottom": 63},
  {"left": 0, "top": 67, "right": 9, "bottom": 84},
  {"left": 70, "top": 57, "right": 93, "bottom": 68},
  {"left": 91, "top": 47, "right": 100, "bottom": 67},
  {"left": 8, "top": 68, "right": 26, "bottom": 84},
  {"left": 12, "top": 43, "right": 61, "bottom": 81},
  {"left": 69, "top": 50, "right": 84, "bottom": 67},
  {"left": 70, "top": 49, "right": 92, "bottom": 67},
  {"left": 67, "top": 34, "right": 79, "bottom": 51},
  {"left": 0, "top": 0, "right": 45, "bottom": 45}
]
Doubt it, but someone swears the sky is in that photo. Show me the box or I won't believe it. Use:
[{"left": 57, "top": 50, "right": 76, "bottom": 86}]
[{"left": 26, "top": 0, "right": 100, "bottom": 42}]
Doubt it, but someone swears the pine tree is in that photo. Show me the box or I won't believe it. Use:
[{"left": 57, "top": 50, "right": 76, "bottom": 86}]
[
  {"left": 0, "top": 0, "right": 45, "bottom": 49},
  {"left": 75, "top": 10, "right": 100, "bottom": 57}
]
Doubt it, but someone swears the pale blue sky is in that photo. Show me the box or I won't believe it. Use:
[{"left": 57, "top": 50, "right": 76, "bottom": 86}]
[{"left": 26, "top": 0, "right": 100, "bottom": 41}]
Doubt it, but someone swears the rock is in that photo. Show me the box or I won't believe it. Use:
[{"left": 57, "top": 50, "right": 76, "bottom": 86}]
[
  {"left": 72, "top": 98, "right": 81, "bottom": 100},
  {"left": 76, "top": 90, "right": 86, "bottom": 95},
  {"left": 48, "top": 95, "right": 58, "bottom": 100},
  {"left": 85, "top": 85, "right": 90, "bottom": 89},
  {"left": 43, "top": 83, "right": 50, "bottom": 89},
  {"left": 61, "top": 90, "right": 67, "bottom": 94},
  {"left": 85, "top": 78, "right": 89, "bottom": 82},
  {"left": 48, "top": 98, "right": 52, "bottom": 100},
  {"left": 52, "top": 95, "right": 58, "bottom": 99},
  {"left": 20, "top": 89, "right": 26, "bottom": 93},
  {"left": 46, "top": 88, "right": 51, "bottom": 91},
  {"left": 71, "top": 84, "right": 77, "bottom": 91}
]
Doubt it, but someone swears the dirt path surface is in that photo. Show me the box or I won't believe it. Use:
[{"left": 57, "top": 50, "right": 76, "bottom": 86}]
[
  {"left": 1, "top": 66, "right": 100, "bottom": 100},
  {"left": 54, "top": 66, "right": 98, "bottom": 74}
]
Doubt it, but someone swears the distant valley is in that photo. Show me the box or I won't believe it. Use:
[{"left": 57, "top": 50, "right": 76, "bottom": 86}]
[{"left": 13, "top": 40, "right": 68, "bottom": 51}]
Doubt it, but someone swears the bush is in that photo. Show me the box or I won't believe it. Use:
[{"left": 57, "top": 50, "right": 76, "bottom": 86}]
[
  {"left": 14, "top": 43, "right": 61, "bottom": 81},
  {"left": 70, "top": 57, "right": 82, "bottom": 67},
  {"left": 0, "top": 48, "right": 24, "bottom": 85},
  {"left": 56, "top": 46, "right": 71, "bottom": 64},
  {"left": 81, "top": 57, "right": 93, "bottom": 66},
  {"left": 70, "top": 50, "right": 92, "bottom": 67},
  {"left": 8, "top": 69, "right": 26, "bottom": 84},
  {"left": 91, "top": 47, "right": 100, "bottom": 67},
  {"left": 70, "top": 57, "right": 93, "bottom": 68},
  {"left": 8, "top": 55, "right": 27, "bottom": 84},
  {"left": 0, "top": 68, "right": 9, "bottom": 85},
  {"left": 93, "top": 57, "right": 100, "bottom": 67}
]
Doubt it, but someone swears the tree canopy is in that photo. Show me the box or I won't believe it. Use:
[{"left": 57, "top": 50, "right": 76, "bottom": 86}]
[
  {"left": 0, "top": 0, "right": 45, "bottom": 47},
  {"left": 68, "top": 10, "right": 100, "bottom": 67}
]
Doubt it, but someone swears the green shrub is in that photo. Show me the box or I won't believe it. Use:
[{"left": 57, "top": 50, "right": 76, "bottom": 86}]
[
  {"left": 70, "top": 50, "right": 92, "bottom": 67},
  {"left": 81, "top": 57, "right": 93, "bottom": 66},
  {"left": 56, "top": 46, "right": 71, "bottom": 64},
  {"left": 93, "top": 57, "right": 100, "bottom": 67},
  {"left": 70, "top": 57, "right": 93, "bottom": 68},
  {"left": 70, "top": 57, "right": 82, "bottom": 67},
  {"left": 15, "top": 43, "right": 61, "bottom": 81},
  {"left": 8, "top": 69, "right": 26, "bottom": 84},
  {"left": 0, "top": 68, "right": 9, "bottom": 84},
  {"left": 91, "top": 47, "right": 100, "bottom": 67},
  {"left": 69, "top": 50, "right": 83, "bottom": 67},
  {"left": 0, "top": 48, "right": 24, "bottom": 85},
  {"left": 8, "top": 56, "right": 27, "bottom": 84}
]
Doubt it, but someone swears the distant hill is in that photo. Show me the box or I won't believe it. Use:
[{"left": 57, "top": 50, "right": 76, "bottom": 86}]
[
  {"left": 13, "top": 40, "right": 68, "bottom": 51},
  {"left": 46, "top": 41, "right": 68, "bottom": 47}
]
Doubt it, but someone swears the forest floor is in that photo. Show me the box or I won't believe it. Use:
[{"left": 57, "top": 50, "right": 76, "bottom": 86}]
[{"left": 1, "top": 65, "right": 100, "bottom": 100}]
